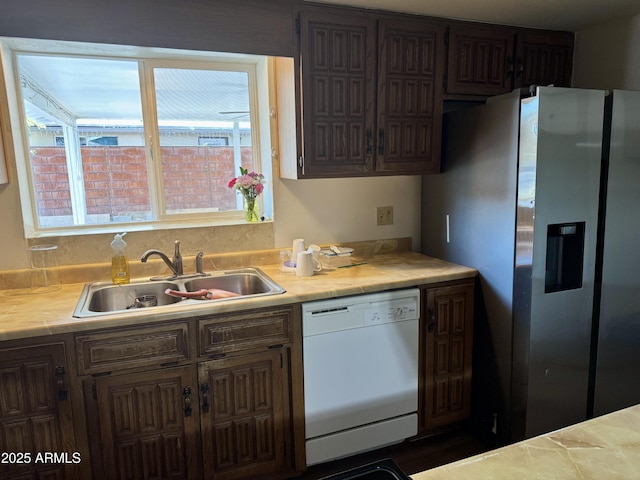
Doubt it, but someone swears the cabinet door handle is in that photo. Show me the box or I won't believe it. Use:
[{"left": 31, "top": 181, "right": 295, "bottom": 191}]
[
  {"left": 55, "top": 365, "right": 68, "bottom": 401},
  {"left": 505, "top": 56, "right": 514, "bottom": 76},
  {"left": 515, "top": 56, "right": 523, "bottom": 78},
  {"left": 200, "top": 383, "right": 210, "bottom": 413},
  {"left": 183, "top": 387, "right": 192, "bottom": 417},
  {"left": 378, "top": 128, "right": 385, "bottom": 155},
  {"left": 366, "top": 129, "right": 373, "bottom": 155},
  {"left": 427, "top": 307, "right": 436, "bottom": 333}
]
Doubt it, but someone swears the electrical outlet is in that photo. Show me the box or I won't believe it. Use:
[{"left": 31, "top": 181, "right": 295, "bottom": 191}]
[{"left": 376, "top": 206, "right": 393, "bottom": 226}]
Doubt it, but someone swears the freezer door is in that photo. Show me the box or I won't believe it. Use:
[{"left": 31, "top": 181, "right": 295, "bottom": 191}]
[{"left": 593, "top": 90, "right": 640, "bottom": 416}]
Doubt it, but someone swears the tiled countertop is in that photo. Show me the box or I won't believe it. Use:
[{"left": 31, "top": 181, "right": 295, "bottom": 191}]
[
  {"left": 412, "top": 404, "right": 640, "bottom": 479},
  {"left": 0, "top": 251, "right": 477, "bottom": 341}
]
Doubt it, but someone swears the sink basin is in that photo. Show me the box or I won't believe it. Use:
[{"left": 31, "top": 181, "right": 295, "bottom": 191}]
[
  {"left": 85, "top": 281, "right": 182, "bottom": 313},
  {"left": 183, "top": 270, "right": 280, "bottom": 296},
  {"left": 73, "top": 268, "right": 285, "bottom": 317}
]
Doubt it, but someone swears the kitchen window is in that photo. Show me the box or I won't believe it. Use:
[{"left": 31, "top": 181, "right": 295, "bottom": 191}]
[{"left": 1, "top": 38, "right": 274, "bottom": 237}]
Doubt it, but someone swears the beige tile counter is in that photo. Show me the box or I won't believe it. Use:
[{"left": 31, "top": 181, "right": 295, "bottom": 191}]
[
  {"left": 0, "top": 251, "right": 476, "bottom": 341},
  {"left": 412, "top": 404, "right": 640, "bottom": 480}
]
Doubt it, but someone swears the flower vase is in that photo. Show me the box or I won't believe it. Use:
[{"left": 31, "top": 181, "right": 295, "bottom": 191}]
[{"left": 244, "top": 197, "right": 259, "bottom": 222}]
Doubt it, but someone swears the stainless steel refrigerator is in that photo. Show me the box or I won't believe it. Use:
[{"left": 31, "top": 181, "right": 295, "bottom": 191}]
[{"left": 421, "top": 87, "right": 640, "bottom": 443}]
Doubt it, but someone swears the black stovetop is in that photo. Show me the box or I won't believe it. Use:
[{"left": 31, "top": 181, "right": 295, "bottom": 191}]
[{"left": 318, "top": 459, "right": 411, "bottom": 480}]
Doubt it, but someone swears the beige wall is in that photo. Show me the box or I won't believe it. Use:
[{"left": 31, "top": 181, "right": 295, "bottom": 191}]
[{"left": 573, "top": 13, "right": 640, "bottom": 89}]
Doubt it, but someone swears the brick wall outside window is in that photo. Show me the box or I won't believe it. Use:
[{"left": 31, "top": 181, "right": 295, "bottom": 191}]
[{"left": 30, "top": 146, "right": 254, "bottom": 219}]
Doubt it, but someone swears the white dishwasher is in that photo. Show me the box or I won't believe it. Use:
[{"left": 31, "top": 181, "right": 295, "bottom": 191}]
[{"left": 302, "top": 288, "right": 420, "bottom": 466}]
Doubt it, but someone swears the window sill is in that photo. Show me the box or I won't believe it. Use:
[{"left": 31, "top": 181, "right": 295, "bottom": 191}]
[{"left": 27, "top": 216, "right": 273, "bottom": 239}]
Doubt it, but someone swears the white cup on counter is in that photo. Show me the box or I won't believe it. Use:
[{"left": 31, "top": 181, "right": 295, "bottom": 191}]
[
  {"left": 296, "top": 251, "right": 322, "bottom": 277},
  {"left": 292, "top": 238, "right": 305, "bottom": 263},
  {"left": 307, "top": 244, "right": 321, "bottom": 260}
]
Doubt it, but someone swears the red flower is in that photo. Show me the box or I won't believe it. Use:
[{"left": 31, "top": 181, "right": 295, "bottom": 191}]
[{"left": 227, "top": 178, "right": 237, "bottom": 188}]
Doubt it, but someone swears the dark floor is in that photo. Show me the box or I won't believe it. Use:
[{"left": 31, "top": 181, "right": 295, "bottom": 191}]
[{"left": 295, "top": 427, "right": 492, "bottom": 479}]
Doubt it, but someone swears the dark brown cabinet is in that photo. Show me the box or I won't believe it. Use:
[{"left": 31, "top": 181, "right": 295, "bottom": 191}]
[
  {"left": 516, "top": 30, "right": 574, "bottom": 90},
  {"left": 0, "top": 342, "right": 78, "bottom": 480},
  {"left": 446, "top": 24, "right": 573, "bottom": 96},
  {"left": 420, "top": 281, "right": 474, "bottom": 433},
  {"left": 79, "top": 307, "right": 303, "bottom": 480},
  {"left": 377, "top": 19, "right": 445, "bottom": 174},
  {"left": 198, "top": 350, "right": 289, "bottom": 480},
  {"left": 296, "top": 7, "right": 445, "bottom": 177},
  {"left": 293, "top": 5, "right": 573, "bottom": 178},
  {"left": 93, "top": 366, "right": 200, "bottom": 480},
  {"left": 446, "top": 25, "right": 515, "bottom": 96},
  {"left": 298, "top": 9, "right": 377, "bottom": 177},
  {"left": 196, "top": 307, "right": 300, "bottom": 480}
]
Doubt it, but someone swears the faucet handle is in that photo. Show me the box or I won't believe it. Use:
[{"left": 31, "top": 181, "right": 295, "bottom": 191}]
[
  {"left": 196, "top": 251, "right": 205, "bottom": 274},
  {"left": 173, "top": 240, "right": 183, "bottom": 275}
]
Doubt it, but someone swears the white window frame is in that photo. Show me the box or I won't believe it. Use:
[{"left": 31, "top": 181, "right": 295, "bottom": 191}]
[{"left": 0, "top": 37, "right": 274, "bottom": 238}]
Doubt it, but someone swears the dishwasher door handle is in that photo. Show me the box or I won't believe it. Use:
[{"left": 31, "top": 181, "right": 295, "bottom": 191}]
[{"left": 307, "top": 306, "right": 351, "bottom": 316}]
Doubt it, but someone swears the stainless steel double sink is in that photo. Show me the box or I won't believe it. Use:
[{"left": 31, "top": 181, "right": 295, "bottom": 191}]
[{"left": 73, "top": 268, "right": 285, "bottom": 317}]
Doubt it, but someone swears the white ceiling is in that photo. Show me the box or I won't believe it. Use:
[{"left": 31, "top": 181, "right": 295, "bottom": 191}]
[{"left": 307, "top": 0, "right": 640, "bottom": 31}]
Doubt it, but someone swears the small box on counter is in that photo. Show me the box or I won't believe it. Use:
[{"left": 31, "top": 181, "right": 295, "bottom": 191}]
[{"left": 319, "top": 246, "right": 354, "bottom": 268}]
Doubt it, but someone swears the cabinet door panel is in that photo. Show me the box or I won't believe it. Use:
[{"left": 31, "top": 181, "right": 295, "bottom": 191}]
[
  {"left": 95, "top": 366, "right": 199, "bottom": 480},
  {"left": 75, "top": 322, "right": 190, "bottom": 375},
  {"left": 422, "top": 282, "right": 474, "bottom": 431},
  {"left": 447, "top": 25, "right": 514, "bottom": 96},
  {"left": 299, "top": 10, "right": 376, "bottom": 177},
  {"left": 515, "top": 31, "right": 573, "bottom": 89},
  {"left": 199, "top": 350, "right": 286, "bottom": 480},
  {"left": 198, "top": 307, "right": 292, "bottom": 357},
  {"left": 377, "top": 19, "right": 444, "bottom": 174},
  {"left": 0, "top": 343, "right": 76, "bottom": 479}
]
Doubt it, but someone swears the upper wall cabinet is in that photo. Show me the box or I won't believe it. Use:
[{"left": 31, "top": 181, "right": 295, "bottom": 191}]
[
  {"left": 294, "top": 6, "right": 445, "bottom": 178},
  {"left": 446, "top": 24, "right": 514, "bottom": 96},
  {"left": 377, "top": 19, "right": 445, "bottom": 175},
  {"left": 286, "top": 3, "right": 574, "bottom": 179},
  {"left": 298, "top": 9, "right": 377, "bottom": 177},
  {"left": 446, "top": 23, "right": 574, "bottom": 96},
  {"left": 515, "top": 30, "right": 574, "bottom": 90}
]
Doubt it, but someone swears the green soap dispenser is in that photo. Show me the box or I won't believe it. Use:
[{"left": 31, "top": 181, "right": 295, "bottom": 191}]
[{"left": 111, "top": 232, "right": 130, "bottom": 284}]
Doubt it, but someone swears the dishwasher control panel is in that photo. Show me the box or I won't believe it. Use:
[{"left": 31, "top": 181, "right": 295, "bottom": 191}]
[
  {"left": 364, "top": 298, "right": 418, "bottom": 325},
  {"left": 302, "top": 289, "right": 420, "bottom": 337}
]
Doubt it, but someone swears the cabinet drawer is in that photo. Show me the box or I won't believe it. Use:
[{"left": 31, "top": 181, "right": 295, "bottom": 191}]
[
  {"left": 199, "top": 307, "right": 293, "bottom": 356},
  {"left": 75, "top": 322, "right": 190, "bottom": 375}
]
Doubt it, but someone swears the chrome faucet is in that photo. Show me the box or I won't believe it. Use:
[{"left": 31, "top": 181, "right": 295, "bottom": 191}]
[{"left": 140, "top": 240, "right": 184, "bottom": 277}]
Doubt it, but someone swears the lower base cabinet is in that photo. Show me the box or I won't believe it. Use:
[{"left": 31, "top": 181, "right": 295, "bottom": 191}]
[
  {"left": 92, "top": 366, "right": 200, "bottom": 480},
  {"left": 81, "top": 306, "right": 303, "bottom": 480},
  {"left": 87, "top": 354, "right": 297, "bottom": 480},
  {"left": 420, "top": 281, "right": 475, "bottom": 433},
  {"left": 199, "top": 349, "right": 290, "bottom": 480},
  {"left": 0, "top": 342, "right": 78, "bottom": 480}
]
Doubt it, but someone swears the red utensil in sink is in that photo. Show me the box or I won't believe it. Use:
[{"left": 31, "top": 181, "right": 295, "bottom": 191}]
[{"left": 164, "top": 288, "right": 240, "bottom": 300}]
